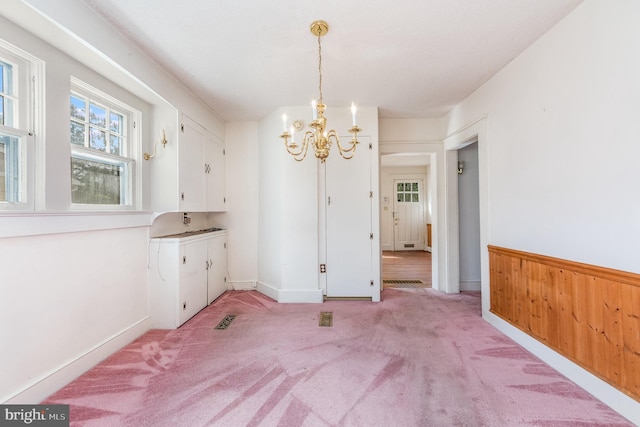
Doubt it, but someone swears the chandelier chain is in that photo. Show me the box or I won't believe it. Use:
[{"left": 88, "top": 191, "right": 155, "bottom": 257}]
[{"left": 317, "top": 32, "right": 323, "bottom": 105}]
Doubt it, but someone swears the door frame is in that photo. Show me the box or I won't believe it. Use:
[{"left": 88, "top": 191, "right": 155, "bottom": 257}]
[
  {"left": 380, "top": 146, "right": 440, "bottom": 291},
  {"left": 443, "top": 117, "right": 489, "bottom": 307}
]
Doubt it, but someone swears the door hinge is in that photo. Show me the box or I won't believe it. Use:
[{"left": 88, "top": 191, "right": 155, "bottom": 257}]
[
  {"left": 224, "top": 276, "right": 227, "bottom": 283},
  {"left": 183, "top": 256, "right": 187, "bottom": 264},
  {"left": 133, "top": 121, "right": 136, "bottom": 129},
  {"left": 181, "top": 124, "right": 185, "bottom": 132},
  {"left": 224, "top": 197, "right": 226, "bottom": 203},
  {"left": 320, "top": 264, "right": 326, "bottom": 273},
  {"left": 370, "top": 280, "right": 374, "bottom": 287},
  {"left": 223, "top": 149, "right": 226, "bottom": 155},
  {"left": 369, "top": 191, "right": 373, "bottom": 198},
  {"left": 224, "top": 242, "right": 226, "bottom": 249},
  {"left": 369, "top": 143, "right": 372, "bottom": 150},
  {"left": 370, "top": 233, "right": 374, "bottom": 240},
  {"left": 181, "top": 192, "right": 185, "bottom": 201}
]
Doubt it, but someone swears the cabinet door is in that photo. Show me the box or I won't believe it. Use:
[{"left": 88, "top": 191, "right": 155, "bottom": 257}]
[
  {"left": 207, "top": 235, "right": 227, "bottom": 304},
  {"left": 179, "top": 116, "right": 207, "bottom": 211},
  {"left": 206, "top": 136, "right": 226, "bottom": 212},
  {"left": 178, "top": 240, "right": 208, "bottom": 325}
]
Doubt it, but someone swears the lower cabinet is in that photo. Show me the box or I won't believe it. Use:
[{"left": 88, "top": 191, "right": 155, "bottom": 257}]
[{"left": 149, "top": 231, "right": 227, "bottom": 329}]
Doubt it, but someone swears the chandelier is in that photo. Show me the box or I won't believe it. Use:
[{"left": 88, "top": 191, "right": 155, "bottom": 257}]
[{"left": 280, "top": 20, "right": 361, "bottom": 163}]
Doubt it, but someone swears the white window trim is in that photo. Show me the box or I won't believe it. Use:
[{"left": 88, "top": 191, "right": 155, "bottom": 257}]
[
  {"left": 70, "top": 77, "right": 142, "bottom": 211},
  {"left": 0, "top": 39, "right": 44, "bottom": 212}
]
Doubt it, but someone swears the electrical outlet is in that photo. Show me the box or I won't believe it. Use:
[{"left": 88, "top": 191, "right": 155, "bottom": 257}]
[
  {"left": 183, "top": 301, "right": 187, "bottom": 310},
  {"left": 183, "top": 212, "right": 191, "bottom": 225}
]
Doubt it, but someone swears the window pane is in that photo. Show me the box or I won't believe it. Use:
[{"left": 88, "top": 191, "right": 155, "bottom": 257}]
[
  {"left": 109, "top": 135, "right": 121, "bottom": 155},
  {"left": 412, "top": 182, "right": 418, "bottom": 192},
  {"left": 71, "top": 156, "right": 124, "bottom": 205},
  {"left": 412, "top": 193, "right": 419, "bottom": 202},
  {"left": 3, "top": 97, "right": 14, "bottom": 127},
  {"left": 70, "top": 122, "right": 85, "bottom": 146},
  {"left": 397, "top": 183, "right": 404, "bottom": 191},
  {"left": 89, "top": 127, "right": 106, "bottom": 151},
  {"left": 110, "top": 112, "right": 123, "bottom": 134},
  {"left": 0, "top": 138, "right": 5, "bottom": 201},
  {"left": 89, "top": 103, "right": 106, "bottom": 127},
  {"left": 70, "top": 96, "right": 86, "bottom": 121},
  {"left": 0, "top": 61, "right": 14, "bottom": 96},
  {"left": 0, "top": 95, "right": 3, "bottom": 126},
  {"left": 0, "top": 133, "right": 20, "bottom": 203}
]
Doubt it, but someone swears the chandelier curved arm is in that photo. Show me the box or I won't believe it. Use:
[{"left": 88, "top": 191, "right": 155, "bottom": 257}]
[
  {"left": 282, "top": 131, "right": 315, "bottom": 162},
  {"left": 329, "top": 126, "right": 360, "bottom": 160}
]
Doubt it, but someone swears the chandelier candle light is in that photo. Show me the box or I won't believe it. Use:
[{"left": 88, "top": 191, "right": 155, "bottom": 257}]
[{"left": 280, "top": 20, "right": 361, "bottom": 163}]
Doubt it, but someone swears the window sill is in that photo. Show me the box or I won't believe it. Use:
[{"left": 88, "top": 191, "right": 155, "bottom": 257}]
[{"left": 0, "top": 211, "right": 153, "bottom": 238}]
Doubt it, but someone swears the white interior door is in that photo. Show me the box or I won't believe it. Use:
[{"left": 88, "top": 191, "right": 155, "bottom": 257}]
[
  {"left": 325, "top": 137, "right": 373, "bottom": 298},
  {"left": 393, "top": 179, "right": 425, "bottom": 251}
]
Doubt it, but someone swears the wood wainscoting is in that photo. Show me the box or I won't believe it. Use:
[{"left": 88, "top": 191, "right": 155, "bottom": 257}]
[{"left": 488, "top": 245, "right": 640, "bottom": 402}]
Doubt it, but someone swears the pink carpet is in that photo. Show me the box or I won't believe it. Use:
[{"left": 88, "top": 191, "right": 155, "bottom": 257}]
[{"left": 43, "top": 289, "right": 633, "bottom": 426}]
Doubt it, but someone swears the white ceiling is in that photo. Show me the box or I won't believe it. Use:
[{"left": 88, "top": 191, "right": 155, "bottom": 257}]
[{"left": 81, "top": 0, "right": 582, "bottom": 122}]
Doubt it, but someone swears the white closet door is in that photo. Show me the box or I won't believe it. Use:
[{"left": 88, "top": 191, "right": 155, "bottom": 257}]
[{"left": 325, "top": 137, "right": 373, "bottom": 298}]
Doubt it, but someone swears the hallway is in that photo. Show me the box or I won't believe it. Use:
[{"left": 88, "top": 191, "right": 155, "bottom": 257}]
[{"left": 382, "top": 250, "right": 431, "bottom": 287}]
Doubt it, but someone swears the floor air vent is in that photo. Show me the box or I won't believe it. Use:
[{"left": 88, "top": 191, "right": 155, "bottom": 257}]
[
  {"left": 383, "top": 279, "right": 424, "bottom": 284},
  {"left": 215, "top": 314, "right": 236, "bottom": 330},
  {"left": 319, "top": 312, "right": 333, "bottom": 327}
]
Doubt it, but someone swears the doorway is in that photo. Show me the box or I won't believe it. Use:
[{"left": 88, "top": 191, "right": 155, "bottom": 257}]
[
  {"left": 457, "top": 141, "right": 481, "bottom": 291},
  {"left": 380, "top": 152, "right": 435, "bottom": 289}
]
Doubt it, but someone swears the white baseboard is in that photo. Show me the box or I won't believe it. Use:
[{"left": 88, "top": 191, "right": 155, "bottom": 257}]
[
  {"left": 255, "top": 281, "right": 279, "bottom": 301},
  {"left": 255, "top": 281, "right": 323, "bottom": 303},
  {"left": 228, "top": 280, "right": 256, "bottom": 290},
  {"left": 484, "top": 312, "right": 639, "bottom": 426},
  {"left": 4, "top": 316, "right": 152, "bottom": 404},
  {"left": 278, "top": 288, "right": 323, "bottom": 303},
  {"left": 460, "top": 280, "right": 481, "bottom": 291}
]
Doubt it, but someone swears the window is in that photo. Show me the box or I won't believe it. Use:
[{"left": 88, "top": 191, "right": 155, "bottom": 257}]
[
  {"left": 70, "top": 79, "right": 139, "bottom": 207},
  {"left": 397, "top": 182, "right": 420, "bottom": 203},
  {"left": 0, "top": 41, "right": 38, "bottom": 210}
]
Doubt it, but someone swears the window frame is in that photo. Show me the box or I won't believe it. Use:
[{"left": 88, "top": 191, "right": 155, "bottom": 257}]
[
  {"left": 69, "top": 77, "right": 141, "bottom": 211},
  {"left": 0, "top": 39, "right": 42, "bottom": 211}
]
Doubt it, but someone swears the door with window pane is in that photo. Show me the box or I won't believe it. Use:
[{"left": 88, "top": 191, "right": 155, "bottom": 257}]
[{"left": 393, "top": 179, "right": 425, "bottom": 251}]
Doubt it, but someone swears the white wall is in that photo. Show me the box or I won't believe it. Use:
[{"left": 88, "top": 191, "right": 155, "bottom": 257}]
[
  {"left": 220, "top": 121, "right": 259, "bottom": 290},
  {"left": 444, "top": 0, "right": 640, "bottom": 422},
  {"left": 0, "top": 1, "right": 226, "bottom": 404},
  {"left": 257, "top": 106, "right": 379, "bottom": 302},
  {"left": 0, "top": 227, "right": 151, "bottom": 403}
]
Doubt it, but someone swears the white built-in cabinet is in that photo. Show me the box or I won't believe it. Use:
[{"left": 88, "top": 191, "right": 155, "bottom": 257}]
[
  {"left": 179, "top": 115, "right": 226, "bottom": 212},
  {"left": 148, "top": 230, "right": 227, "bottom": 328},
  {"left": 149, "top": 113, "right": 225, "bottom": 212}
]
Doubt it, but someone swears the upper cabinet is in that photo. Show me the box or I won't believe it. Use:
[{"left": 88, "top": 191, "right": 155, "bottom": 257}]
[{"left": 149, "top": 112, "right": 226, "bottom": 213}]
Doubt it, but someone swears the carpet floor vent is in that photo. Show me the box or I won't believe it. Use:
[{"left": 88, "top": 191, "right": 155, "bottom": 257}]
[
  {"left": 383, "top": 279, "right": 424, "bottom": 284},
  {"left": 319, "top": 312, "right": 333, "bottom": 327},
  {"left": 215, "top": 314, "right": 237, "bottom": 330}
]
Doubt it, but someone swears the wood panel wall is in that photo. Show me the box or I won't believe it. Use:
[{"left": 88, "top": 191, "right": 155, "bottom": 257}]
[{"left": 488, "top": 245, "right": 640, "bottom": 402}]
